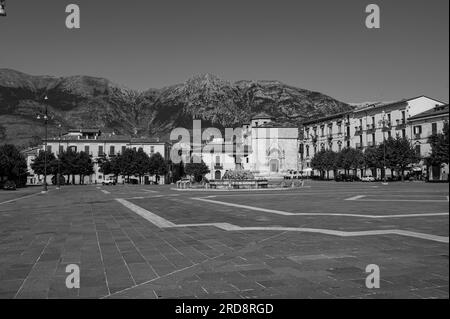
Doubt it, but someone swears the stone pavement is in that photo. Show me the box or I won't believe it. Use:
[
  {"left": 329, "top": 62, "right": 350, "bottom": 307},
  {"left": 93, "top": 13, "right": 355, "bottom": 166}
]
[{"left": 0, "top": 182, "right": 448, "bottom": 298}]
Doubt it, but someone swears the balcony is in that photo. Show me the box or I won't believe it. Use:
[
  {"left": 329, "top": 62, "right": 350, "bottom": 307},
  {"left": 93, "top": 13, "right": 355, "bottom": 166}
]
[
  {"left": 344, "top": 135, "right": 351, "bottom": 141},
  {"left": 354, "top": 126, "right": 363, "bottom": 135},
  {"left": 396, "top": 119, "right": 406, "bottom": 129},
  {"left": 366, "top": 124, "right": 376, "bottom": 133},
  {"left": 414, "top": 133, "right": 421, "bottom": 140},
  {"left": 382, "top": 122, "right": 392, "bottom": 131},
  {"left": 214, "top": 164, "right": 223, "bottom": 170}
]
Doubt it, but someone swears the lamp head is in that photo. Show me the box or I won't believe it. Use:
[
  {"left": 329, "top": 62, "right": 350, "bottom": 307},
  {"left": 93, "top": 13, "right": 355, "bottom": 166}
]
[{"left": 0, "top": 4, "right": 6, "bottom": 17}]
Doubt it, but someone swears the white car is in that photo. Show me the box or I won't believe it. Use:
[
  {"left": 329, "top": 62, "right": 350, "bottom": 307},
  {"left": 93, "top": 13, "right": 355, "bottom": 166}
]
[
  {"left": 102, "top": 177, "right": 116, "bottom": 185},
  {"left": 361, "top": 176, "right": 375, "bottom": 182}
]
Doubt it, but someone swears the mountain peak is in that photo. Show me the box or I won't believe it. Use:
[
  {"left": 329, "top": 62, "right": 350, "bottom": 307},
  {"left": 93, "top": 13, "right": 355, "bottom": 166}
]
[{"left": 0, "top": 68, "right": 352, "bottom": 147}]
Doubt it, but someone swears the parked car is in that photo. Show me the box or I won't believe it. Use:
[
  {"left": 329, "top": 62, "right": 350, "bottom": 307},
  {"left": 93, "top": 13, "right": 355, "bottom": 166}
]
[
  {"left": 361, "top": 176, "right": 376, "bottom": 182},
  {"left": 102, "top": 177, "right": 116, "bottom": 186},
  {"left": 3, "top": 180, "right": 16, "bottom": 190}
]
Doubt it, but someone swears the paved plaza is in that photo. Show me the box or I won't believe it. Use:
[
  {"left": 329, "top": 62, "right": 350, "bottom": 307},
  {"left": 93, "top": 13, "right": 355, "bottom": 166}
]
[{"left": 0, "top": 181, "right": 448, "bottom": 299}]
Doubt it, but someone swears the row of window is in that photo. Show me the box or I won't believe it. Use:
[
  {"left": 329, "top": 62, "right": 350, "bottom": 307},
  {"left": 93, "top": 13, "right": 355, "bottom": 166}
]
[
  {"left": 46, "top": 145, "right": 156, "bottom": 156},
  {"left": 304, "top": 111, "right": 409, "bottom": 137},
  {"left": 413, "top": 123, "right": 438, "bottom": 136}
]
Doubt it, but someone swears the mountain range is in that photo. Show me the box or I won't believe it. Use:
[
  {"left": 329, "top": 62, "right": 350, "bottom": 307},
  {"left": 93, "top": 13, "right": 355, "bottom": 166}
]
[{"left": 0, "top": 69, "right": 353, "bottom": 147}]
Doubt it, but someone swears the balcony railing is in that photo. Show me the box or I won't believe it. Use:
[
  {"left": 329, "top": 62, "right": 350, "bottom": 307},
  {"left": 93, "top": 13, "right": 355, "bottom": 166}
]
[
  {"left": 414, "top": 134, "right": 421, "bottom": 139},
  {"left": 214, "top": 164, "right": 223, "bottom": 169},
  {"left": 382, "top": 122, "right": 392, "bottom": 131},
  {"left": 355, "top": 126, "right": 363, "bottom": 135},
  {"left": 396, "top": 119, "right": 406, "bottom": 129}
]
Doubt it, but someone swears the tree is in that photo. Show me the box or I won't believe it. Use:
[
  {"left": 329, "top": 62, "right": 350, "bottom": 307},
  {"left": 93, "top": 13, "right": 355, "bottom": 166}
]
[
  {"left": 149, "top": 152, "right": 168, "bottom": 183},
  {"left": 99, "top": 155, "right": 122, "bottom": 180},
  {"left": 364, "top": 146, "right": 382, "bottom": 178},
  {"left": 381, "top": 136, "right": 419, "bottom": 180},
  {"left": 120, "top": 149, "right": 139, "bottom": 180},
  {"left": 311, "top": 150, "right": 326, "bottom": 179},
  {"left": 427, "top": 122, "right": 449, "bottom": 166},
  {"left": 323, "top": 150, "right": 338, "bottom": 179},
  {"left": 98, "top": 157, "right": 113, "bottom": 176},
  {"left": 75, "top": 151, "right": 94, "bottom": 184},
  {"left": 311, "top": 149, "right": 338, "bottom": 180},
  {"left": 185, "top": 160, "right": 210, "bottom": 182},
  {"left": 171, "top": 160, "right": 184, "bottom": 183},
  {"left": 337, "top": 147, "right": 364, "bottom": 176},
  {"left": 31, "top": 150, "right": 57, "bottom": 177},
  {"left": 0, "top": 144, "right": 28, "bottom": 186},
  {"left": 135, "top": 148, "right": 151, "bottom": 184},
  {"left": 59, "top": 149, "right": 78, "bottom": 184}
]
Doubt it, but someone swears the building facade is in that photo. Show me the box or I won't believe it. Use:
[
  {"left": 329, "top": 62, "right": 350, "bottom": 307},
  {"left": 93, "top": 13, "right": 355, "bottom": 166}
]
[
  {"left": 196, "top": 112, "right": 301, "bottom": 180},
  {"left": 300, "top": 96, "right": 446, "bottom": 178},
  {"left": 25, "top": 129, "right": 171, "bottom": 185},
  {"left": 408, "top": 104, "right": 449, "bottom": 181}
]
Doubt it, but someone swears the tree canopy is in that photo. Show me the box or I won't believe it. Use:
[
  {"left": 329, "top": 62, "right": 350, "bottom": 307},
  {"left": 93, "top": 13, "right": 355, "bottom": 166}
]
[
  {"left": 0, "top": 144, "right": 28, "bottom": 186},
  {"left": 427, "top": 122, "right": 449, "bottom": 166}
]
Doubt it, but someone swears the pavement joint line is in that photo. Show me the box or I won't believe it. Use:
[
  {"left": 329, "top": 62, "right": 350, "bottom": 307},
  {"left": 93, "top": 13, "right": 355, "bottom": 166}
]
[
  {"left": 171, "top": 186, "right": 312, "bottom": 192},
  {"left": 192, "top": 197, "right": 449, "bottom": 219},
  {"left": 14, "top": 236, "right": 52, "bottom": 299},
  {"left": 345, "top": 195, "right": 366, "bottom": 201},
  {"left": 102, "top": 252, "right": 226, "bottom": 298},
  {"left": 91, "top": 204, "right": 111, "bottom": 296},
  {"left": 115, "top": 197, "right": 449, "bottom": 244},
  {"left": 354, "top": 199, "right": 449, "bottom": 202},
  {"left": 141, "top": 189, "right": 159, "bottom": 193},
  {"left": 182, "top": 190, "right": 449, "bottom": 197},
  {"left": 118, "top": 194, "right": 178, "bottom": 200},
  {"left": 0, "top": 190, "right": 52, "bottom": 205},
  {"left": 115, "top": 198, "right": 176, "bottom": 227}
]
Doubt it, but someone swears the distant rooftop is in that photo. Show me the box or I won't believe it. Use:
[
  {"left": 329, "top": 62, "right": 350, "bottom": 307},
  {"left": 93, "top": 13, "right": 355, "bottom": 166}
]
[
  {"left": 259, "top": 121, "right": 298, "bottom": 128},
  {"left": 409, "top": 104, "right": 449, "bottom": 121},
  {"left": 302, "top": 111, "right": 352, "bottom": 126},
  {"left": 251, "top": 112, "right": 274, "bottom": 120},
  {"left": 353, "top": 95, "right": 446, "bottom": 113}
]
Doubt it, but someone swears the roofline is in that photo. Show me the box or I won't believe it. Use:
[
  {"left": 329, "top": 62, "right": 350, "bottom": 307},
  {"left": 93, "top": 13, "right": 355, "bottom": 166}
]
[
  {"left": 43, "top": 139, "right": 171, "bottom": 145},
  {"left": 301, "top": 111, "right": 352, "bottom": 126},
  {"left": 408, "top": 113, "right": 449, "bottom": 122},
  {"left": 353, "top": 95, "right": 447, "bottom": 114},
  {"left": 408, "top": 109, "right": 450, "bottom": 122}
]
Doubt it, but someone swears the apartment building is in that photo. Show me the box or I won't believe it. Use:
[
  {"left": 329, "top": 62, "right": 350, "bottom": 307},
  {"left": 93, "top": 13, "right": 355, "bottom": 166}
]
[
  {"left": 300, "top": 111, "right": 352, "bottom": 170},
  {"left": 300, "top": 96, "right": 446, "bottom": 177},
  {"left": 28, "top": 129, "right": 171, "bottom": 185},
  {"left": 409, "top": 104, "right": 449, "bottom": 181}
]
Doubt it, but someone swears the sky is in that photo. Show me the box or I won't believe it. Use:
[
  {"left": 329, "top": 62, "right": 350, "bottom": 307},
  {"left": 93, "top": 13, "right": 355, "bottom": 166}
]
[{"left": 0, "top": 0, "right": 448, "bottom": 103}]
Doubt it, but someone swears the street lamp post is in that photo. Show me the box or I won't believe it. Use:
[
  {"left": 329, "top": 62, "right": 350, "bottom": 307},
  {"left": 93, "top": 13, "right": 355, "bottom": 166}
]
[
  {"left": 57, "top": 123, "right": 62, "bottom": 190},
  {"left": 37, "top": 96, "right": 49, "bottom": 192},
  {"left": 380, "top": 111, "right": 388, "bottom": 185}
]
